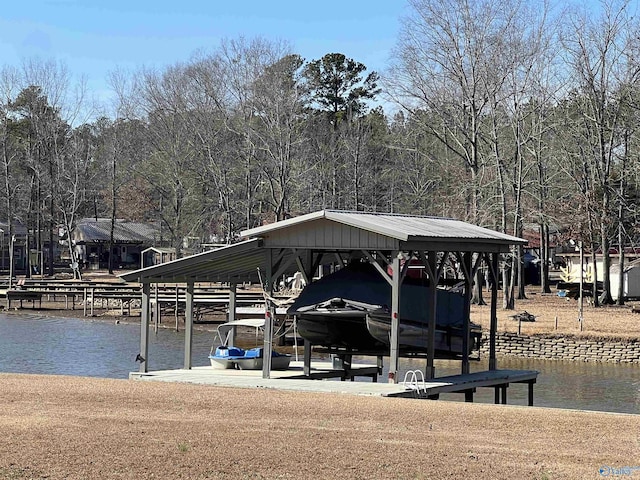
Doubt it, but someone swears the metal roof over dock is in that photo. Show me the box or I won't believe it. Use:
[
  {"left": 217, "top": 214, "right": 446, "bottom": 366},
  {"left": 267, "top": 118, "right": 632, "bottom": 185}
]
[
  {"left": 121, "top": 238, "right": 275, "bottom": 284},
  {"left": 241, "top": 210, "right": 526, "bottom": 252},
  {"left": 121, "top": 210, "right": 525, "bottom": 284},
  {"left": 120, "top": 209, "right": 528, "bottom": 386}
]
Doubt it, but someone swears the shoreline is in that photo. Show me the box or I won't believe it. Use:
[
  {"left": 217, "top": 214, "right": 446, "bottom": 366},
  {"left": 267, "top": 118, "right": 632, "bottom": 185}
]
[{"left": 10, "top": 304, "right": 640, "bottom": 365}]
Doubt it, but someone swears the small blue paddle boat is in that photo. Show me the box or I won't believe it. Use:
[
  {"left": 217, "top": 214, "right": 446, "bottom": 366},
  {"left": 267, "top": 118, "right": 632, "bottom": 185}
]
[
  {"left": 209, "top": 345, "right": 291, "bottom": 370},
  {"left": 208, "top": 319, "right": 291, "bottom": 370}
]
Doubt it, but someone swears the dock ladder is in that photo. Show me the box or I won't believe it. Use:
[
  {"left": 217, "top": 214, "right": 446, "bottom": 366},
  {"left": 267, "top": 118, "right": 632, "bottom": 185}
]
[{"left": 402, "top": 370, "right": 427, "bottom": 396}]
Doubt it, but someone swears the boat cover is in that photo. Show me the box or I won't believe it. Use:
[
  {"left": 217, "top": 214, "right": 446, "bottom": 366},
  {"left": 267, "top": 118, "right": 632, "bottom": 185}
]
[{"left": 288, "top": 262, "right": 466, "bottom": 327}]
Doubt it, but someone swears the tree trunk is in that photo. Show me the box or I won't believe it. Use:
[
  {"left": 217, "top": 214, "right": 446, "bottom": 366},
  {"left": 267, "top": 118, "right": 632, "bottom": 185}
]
[{"left": 540, "top": 223, "right": 551, "bottom": 293}]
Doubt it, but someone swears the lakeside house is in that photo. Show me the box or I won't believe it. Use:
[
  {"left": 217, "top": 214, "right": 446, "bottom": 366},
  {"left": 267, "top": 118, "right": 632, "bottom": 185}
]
[
  {"left": 71, "top": 218, "right": 163, "bottom": 270},
  {"left": 0, "top": 220, "right": 28, "bottom": 274}
]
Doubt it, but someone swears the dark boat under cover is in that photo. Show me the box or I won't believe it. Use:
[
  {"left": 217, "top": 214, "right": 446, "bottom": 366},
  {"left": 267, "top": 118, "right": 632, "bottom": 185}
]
[{"left": 287, "top": 262, "right": 481, "bottom": 355}]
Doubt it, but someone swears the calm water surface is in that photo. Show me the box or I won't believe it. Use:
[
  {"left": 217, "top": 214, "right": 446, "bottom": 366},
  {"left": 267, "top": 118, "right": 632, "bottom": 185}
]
[
  {"left": 388, "top": 356, "right": 640, "bottom": 414},
  {"left": 1, "top": 313, "right": 638, "bottom": 414},
  {"left": 0, "top": 313, "right": 214, "bottom": 378}
]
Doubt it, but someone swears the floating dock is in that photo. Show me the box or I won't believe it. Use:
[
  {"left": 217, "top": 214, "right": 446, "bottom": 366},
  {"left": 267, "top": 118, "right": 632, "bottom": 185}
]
[{"left": 130, "top": 361, "right": 538, "bottom": 405}]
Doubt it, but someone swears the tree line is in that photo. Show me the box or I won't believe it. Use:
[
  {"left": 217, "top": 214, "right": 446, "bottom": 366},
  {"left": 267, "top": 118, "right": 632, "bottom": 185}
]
[{"left": 1, "top": 0, "right": 639, "bottom": 307}]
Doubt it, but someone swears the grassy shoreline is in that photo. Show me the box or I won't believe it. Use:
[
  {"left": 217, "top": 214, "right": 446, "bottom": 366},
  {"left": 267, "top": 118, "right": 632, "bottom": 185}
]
[
  {"left": 2, "top": 287, "right": 639, "bottom": 479},
  {"left": 1, "top": 373, "right": 639, "bottom": 479}
]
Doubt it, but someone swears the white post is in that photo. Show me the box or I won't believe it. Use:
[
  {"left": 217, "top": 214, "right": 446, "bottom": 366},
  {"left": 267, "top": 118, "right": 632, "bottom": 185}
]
[
  {"left": 262, "top": 249, "right": 273, "bottom": 379},
  {"left": 579, "top": 241, "right": 584, "bottom": 331},
  {"left": 389, "top": 252, "right": 401, "bottom": 383},
  {"left": 489, "top": 253, "right": 499, "bottom": 371},
  {"left": 184, "top": 281, "right": 194, "bottom": 369},
  {"left": 228, "top": 283, "right": 237, "bottom": 347},
  {"left": 425, "top": 251, "right": 437, "bottom": 379},
  {"left": 139, "top": 283, "right": 150, "bottom": 373},
  {"left": 8, "top": 234, "right": 15, "bottom": 290}
]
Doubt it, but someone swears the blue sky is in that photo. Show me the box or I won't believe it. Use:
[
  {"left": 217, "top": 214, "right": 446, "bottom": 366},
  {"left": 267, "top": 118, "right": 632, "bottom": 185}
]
[{"left": 0, "top": 1, "right": 408, "bottom": 105}]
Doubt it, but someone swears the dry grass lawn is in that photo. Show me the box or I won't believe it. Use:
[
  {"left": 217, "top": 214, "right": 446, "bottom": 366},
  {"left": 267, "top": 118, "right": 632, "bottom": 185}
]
[
  {"left": 1, "top": 373, "right": 639, "bottom": 479},
  {"left": 471, "top": 287, "right": 640, "bottom": 341}
]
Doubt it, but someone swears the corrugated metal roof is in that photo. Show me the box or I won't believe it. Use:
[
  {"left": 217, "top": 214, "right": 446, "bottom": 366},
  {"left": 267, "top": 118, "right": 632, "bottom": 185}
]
[
  {"left": 242, "top": 210, "right": 526, "bottom": 246},
  {"left": 120, "top": 239, "right": 294, "bottom": 284},
  {"left": 74, "top": 219, "right": 160, "bottom": 244},
  {"left": 122, "top": 210, "right": 526, "bottom": 285},
  {"left": 142, "top": 247, "right": 176, "bottom": 254}
]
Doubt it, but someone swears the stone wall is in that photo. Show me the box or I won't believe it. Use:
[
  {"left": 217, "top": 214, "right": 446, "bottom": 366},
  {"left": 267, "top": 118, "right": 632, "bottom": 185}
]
[{"left": 479, "top": 332, "right": 640, "bottom": 363}]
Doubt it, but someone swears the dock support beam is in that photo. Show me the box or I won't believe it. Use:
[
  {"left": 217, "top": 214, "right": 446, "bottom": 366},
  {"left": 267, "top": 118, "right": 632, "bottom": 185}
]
[
  {"left": 388, "top": 251, "right": 401, "bottom": 383},
  {"left": 425, "top": 251, "right": 437, "bottom": 380},
  {"left": 464, "top": 389, "right": 474, "bottom": 402},
  {"left": 228, "top": 282, "right": 237, "bottom": 347},
  {"left": 184, "top": 280, "right": 194, "bottom": 369},
  {"left": 528, "top": 380, "right": 535, "bottom": 406},
  {"left": 489, "top": 252, "right": 499, "bottom": 370},
  {"left": 303, "top": 339, "right": 312, "bottom": 376},
  {"left": 493, "top": 384, "right": 508, "bottom": 404},
  {"left": 262, "top": 249, "right": 274, "bottom": 379},
  {"left": 461, "top": 252, "right": 472, "bottom": 375},
  {"left": 174, "top": 286, "right": 179, "bottom": 332},
  {"left": 139, "top": 283, "right": 150, "bottom": 373}
]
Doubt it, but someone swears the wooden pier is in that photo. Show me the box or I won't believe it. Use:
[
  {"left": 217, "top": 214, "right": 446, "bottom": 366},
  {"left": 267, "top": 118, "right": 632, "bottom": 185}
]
[
  {"left": 0, "top": 278, "right": 271, "bottom": 319},
  {"left": 394, "top": 369, "right": 539, "bottom": 405},
  {"left": 130, "top": 363, "right": 538, "bottom": 405},
  {"left": 0, "top": 289, "right": 43, "bottom": 309}
]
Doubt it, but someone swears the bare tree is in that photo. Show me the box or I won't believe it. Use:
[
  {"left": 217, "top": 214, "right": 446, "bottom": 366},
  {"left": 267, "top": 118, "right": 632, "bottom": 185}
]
[
  {"left": 134, "top": 65, "right": 203, "bottom": 257},
  {"left": 561, "top": 0, "right": 640, "bottom": 304},
  {"left": 389, "top": 0, "right": 519, "bottom": 223},
  {"left": 250, "top": 54, "right": 307, "bottom": 220},
  {"left": 0, "top": 67, "right": 20, "bottom": 275},
  {"left": 389, "top": 0, "right": 552, "bottom": 306}
]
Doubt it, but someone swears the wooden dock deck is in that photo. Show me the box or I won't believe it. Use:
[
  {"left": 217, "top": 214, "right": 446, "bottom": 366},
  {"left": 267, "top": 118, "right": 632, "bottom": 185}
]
[
  {"left": 130, "top": 362, "right": 538, "bottom": 405},
  {"left": 0, "top": 279, "right": 273, "bottom": 317}
]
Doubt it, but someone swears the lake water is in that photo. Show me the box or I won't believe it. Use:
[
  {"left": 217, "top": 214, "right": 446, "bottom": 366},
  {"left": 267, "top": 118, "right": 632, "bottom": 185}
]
[{"left": 1, "top": 313, "right": 638, "bottom": 414}]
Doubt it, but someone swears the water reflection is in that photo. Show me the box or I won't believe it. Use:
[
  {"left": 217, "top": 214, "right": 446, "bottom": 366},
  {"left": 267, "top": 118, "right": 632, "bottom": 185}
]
[
  {"left": 0, "top": 313, "right": 638, "bottom": 414},
  {"left": 0, "top": 313, "right": 214, "bottom": 378}
]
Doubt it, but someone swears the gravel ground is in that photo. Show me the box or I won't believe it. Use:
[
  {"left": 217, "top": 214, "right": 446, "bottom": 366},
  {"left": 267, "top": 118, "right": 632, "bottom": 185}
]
[{"left": 0, "top": 373, "right": 638, "bottom": 479}]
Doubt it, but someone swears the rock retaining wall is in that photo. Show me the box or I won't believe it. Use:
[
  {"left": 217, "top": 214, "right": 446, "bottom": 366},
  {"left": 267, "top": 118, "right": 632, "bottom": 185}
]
[{"left": 479, "top": 332, "right": 640, "bottom": 363}]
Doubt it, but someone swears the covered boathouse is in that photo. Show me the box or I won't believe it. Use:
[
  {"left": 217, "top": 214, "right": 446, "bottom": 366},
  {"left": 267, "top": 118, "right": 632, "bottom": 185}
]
[{"left": 120, "top": 210, "right": 536, "bottom": 402}]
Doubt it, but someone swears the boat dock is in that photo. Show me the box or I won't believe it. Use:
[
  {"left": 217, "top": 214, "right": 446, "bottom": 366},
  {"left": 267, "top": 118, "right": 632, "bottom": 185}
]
[{"left": 130, "top": 362, "right": 538, "bottom": 405}]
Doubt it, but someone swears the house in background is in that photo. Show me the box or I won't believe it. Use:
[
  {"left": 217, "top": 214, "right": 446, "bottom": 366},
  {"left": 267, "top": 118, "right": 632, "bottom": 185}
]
[
  {"left": 71, "top": 218, "right": 164, "bottom": 270},
  {"left": 0, "top": 220, "right": 28, "bottom": 274}
]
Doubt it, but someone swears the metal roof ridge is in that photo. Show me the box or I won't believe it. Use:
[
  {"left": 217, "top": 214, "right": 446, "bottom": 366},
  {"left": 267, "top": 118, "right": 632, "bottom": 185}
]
[
  {"left": 325, "top": 209, "right": 455, "bottom": 221},
  {"left": 324, "top": 210, "right": 408, "bottom": 241}
]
